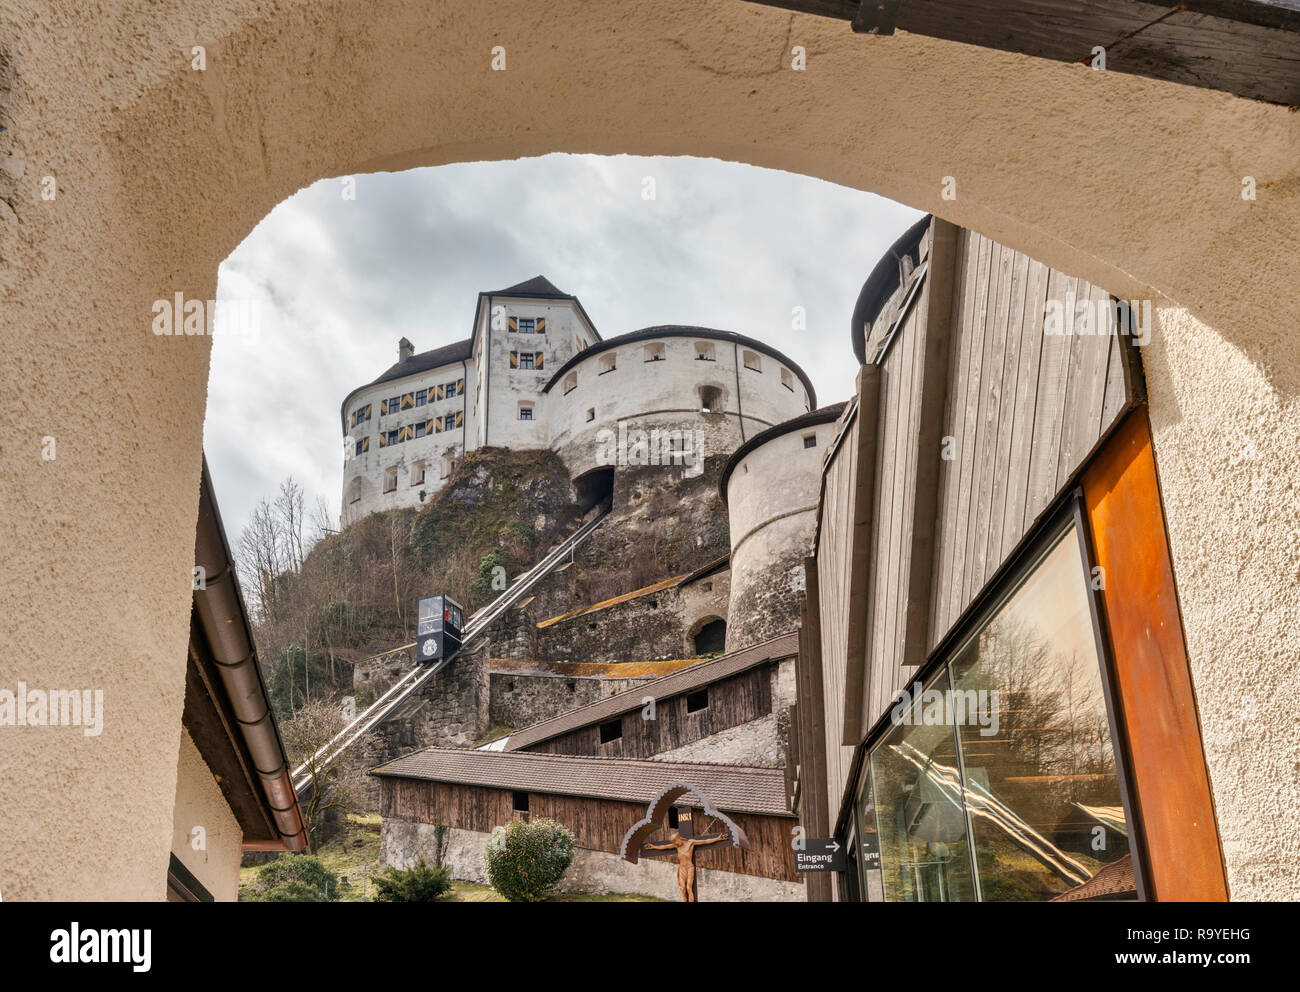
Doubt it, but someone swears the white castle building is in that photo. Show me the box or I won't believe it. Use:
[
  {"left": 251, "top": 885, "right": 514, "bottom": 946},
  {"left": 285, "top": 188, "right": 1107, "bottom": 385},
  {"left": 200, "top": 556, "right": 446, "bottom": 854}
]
[{"left": 339, "top": 276, "right": 817, "bottom": 526}]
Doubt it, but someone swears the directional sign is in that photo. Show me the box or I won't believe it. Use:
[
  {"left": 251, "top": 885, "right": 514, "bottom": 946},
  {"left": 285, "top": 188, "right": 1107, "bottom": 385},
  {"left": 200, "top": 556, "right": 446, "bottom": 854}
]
[{"left": 795, "top": 838, "right": 845, "bottom": 873}]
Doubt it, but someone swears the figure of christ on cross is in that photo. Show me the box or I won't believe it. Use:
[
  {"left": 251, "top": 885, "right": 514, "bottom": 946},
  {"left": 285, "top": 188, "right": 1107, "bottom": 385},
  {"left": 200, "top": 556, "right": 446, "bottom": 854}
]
[{"left": 643, "top": 830, "right": 729, "bottom": 902}]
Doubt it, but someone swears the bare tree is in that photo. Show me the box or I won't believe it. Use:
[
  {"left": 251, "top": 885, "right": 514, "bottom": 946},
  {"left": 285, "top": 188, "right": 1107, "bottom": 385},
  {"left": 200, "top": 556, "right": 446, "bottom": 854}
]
[{"left": 281, "top": 697, "right": 378, "bottom": 846}]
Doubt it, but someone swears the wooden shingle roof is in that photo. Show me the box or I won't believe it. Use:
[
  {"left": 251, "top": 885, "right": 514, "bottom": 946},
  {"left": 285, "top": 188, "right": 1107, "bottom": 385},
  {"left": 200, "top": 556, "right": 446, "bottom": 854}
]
[
  {"left": 498, "top": 631, "right": 799, "bottom": 752},
  {"left": 372, "top": 748, "right": 792, "bottom": 817}
]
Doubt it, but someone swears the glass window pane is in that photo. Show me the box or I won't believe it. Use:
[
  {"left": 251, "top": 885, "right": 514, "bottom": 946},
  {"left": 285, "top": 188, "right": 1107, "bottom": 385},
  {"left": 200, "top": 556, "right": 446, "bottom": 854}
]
[
  {"left": 869, "top": 668, "right": 976, "bottom": 902},
  {"left": 949, "top": 523, "right": 1134, "bottom": 901},
  {"left": 854, "top": 769, "right": 886, "bottom": 902}
]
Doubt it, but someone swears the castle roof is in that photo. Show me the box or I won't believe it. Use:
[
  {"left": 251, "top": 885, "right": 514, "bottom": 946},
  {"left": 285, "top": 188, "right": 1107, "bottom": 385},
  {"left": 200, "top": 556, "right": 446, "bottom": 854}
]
[
  {"left": 718, "top": 402, "right": 849, "bottom": 503},
  {"left": 490, "top": 275, "right": 572, "bottom": 298},
  {"left": 851, "top": 214, "right": 932, "bottom": 365},
  {"left": 338, "top": 337, "right": 473, "bottom": 431},
  {"left": 540, "top": 325, "right": 818, "bottom": 407}
]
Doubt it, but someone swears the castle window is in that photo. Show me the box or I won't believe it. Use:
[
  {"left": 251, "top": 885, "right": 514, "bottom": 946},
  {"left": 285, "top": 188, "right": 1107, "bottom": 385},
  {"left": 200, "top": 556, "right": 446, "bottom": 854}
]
[
  {"left": 563, "top": 371, "right": 578, "bottom": 395},
  {"left": 517, "top": 318, "right": 535, "bottom": 334},
  {"left": 803, "top": 433, "right": 817, "bottom": 449},
  {"left": 354, "top": 438, "right": 366, "bottom": 456},
  {"left": 415, "top": 388, "right": 427, "bottom": 406},
  {"left": 599, "top": 719, "right": 623, "bottom": 744},
  {"left": 386, "top": 429, "right": 400, "bottom": 445},
  {"left": 781, "top": 368, "right": 794, "bottom": 391},
  {"left": 644, "top": 342, "right": 665, "bottom": 363},
  {"left": 445, "top": 379, "right": 460, "bottom": 398},
  {"left": 383, "top": 467, "right": 398, "bottom": 493},
  {"left": 699, "top": 385, "right": 722, "bottom": 414},
  {"left": 349, "top": 476, "right": 362, "bottom": 504},
  {"left": 416, "top": 421, "right": 428, "bottom": 438},
  {"left": 743, "top": 350, "right": 762, "bottom": 372},
  {"left": 411, "top": 461, "right": 426, "bottom": 486},
  {"left": 694, "top": 341, "right": 715, "bottom": 362},
  {"left": 388, "top": 395, "right": 400, "bottom": 414},
  {"left": 599, "top": 352, "right": 617, "bottom": 375},
  {"left": 518, "top": 402, "right": 534, "bottom": 421},
  {"left": 586, "top": 407, "right": 595, "bottom": 423},
  {"left": 440, "top": 453, "right": 455, "bottom": 479}
]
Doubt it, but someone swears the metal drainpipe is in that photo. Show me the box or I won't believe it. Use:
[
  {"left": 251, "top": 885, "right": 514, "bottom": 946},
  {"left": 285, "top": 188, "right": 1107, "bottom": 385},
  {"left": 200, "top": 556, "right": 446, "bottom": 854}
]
[
  {"left": 460, "top": 357, "right": 468, "bottom": 455},
  {"left": 733, "top": 340, "right": 746, "bottom": 443},
  {"left": 193, "top": 461, "right": 308, "bottom": 852},
  {"left": 482, "top": 295, "right": 492, "bottom": 447}
]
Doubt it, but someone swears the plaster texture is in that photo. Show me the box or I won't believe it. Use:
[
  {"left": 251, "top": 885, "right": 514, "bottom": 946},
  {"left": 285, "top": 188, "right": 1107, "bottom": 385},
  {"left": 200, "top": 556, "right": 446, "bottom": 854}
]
[{"left": 2, "top": 0, "right": 1297, "bottom": 899}]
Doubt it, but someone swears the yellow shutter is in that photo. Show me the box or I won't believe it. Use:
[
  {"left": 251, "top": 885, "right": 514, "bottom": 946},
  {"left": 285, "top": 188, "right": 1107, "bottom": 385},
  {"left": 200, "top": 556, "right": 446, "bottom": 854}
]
[
  {"left": 510, "top": 351, "right": 518, "bottom": 369},
  {"left": 536, "top": 317, "right": 546, "bottom": 333},
  {"left": 435, "top": 417, "right": 443, "bottom": 433},
  {"left": 402, "top": 393, "right": 414, "bottom": 410},
  {"left": 361, "top": 436, "right": 369, "bottom": 452},
  {"left": 456, "top": 410, "right": 464, "bottom": 428},
  {"left": 535, "top": 352, "right": 544, "bottom": 370},
  {"left": 436, "top": 384, "right": 444, "bottom": 401},
  {"left": 508, "top": 316, "right": 518, "bottom": 332},
  {"left": 380, "top": 399, "right": 388, "bottom": 415},
  {"left": 378, "top": 434, "right": 387, "bottom": 447},
  {"left": 457, "top": 377, "right": 465, "bottom": 394}
]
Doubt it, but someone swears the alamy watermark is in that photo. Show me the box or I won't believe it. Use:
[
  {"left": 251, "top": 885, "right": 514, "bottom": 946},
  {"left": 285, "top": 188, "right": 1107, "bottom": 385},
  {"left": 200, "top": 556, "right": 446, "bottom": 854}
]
[
  {"left": 889, "top": 680, "right": 999, "bottom": 737},
  {"left": 595, "top": 423, "right": 705, "bottom": 476},
  {"left": 1044, "top": 295, "right": 1151, "bottom": 347},
  {"left": 0, "top": 683, "right": 104, "bottom": 736}
]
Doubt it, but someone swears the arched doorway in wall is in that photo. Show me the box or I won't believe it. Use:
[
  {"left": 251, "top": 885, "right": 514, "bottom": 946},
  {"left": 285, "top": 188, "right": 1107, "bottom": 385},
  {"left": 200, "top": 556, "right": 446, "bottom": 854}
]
[
  {"left": 9, "top": 0, "right": 1300, "bottom": 901},
  {"left": 691, "top": 616, "right": 728, "bottom": 656}
]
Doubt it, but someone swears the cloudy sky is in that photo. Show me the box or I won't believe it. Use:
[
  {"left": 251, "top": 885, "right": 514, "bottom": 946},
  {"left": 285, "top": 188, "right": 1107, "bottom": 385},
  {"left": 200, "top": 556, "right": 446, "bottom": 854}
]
[{"left": 206, "top": 154, "right": 922, "bottom": 541}]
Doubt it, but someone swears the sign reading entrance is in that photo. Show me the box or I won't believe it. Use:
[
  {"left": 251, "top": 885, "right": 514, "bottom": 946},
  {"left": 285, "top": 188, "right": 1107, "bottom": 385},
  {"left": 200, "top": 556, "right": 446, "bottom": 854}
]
[{"left": 795, "top": 838, "right": 845, "bottom": 873}]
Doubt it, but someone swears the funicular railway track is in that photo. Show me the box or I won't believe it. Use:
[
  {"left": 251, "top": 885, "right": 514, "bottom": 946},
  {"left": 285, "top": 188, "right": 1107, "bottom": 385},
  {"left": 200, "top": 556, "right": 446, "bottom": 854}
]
[{"left": 291, "top": 507, "right": 609, "bottom": 798}]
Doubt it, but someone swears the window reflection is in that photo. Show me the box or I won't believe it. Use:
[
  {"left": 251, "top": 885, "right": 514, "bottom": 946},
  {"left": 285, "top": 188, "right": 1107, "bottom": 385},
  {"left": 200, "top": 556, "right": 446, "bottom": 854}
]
[
  {"left": 869, "top": 670, "right": 976, "bottom": 902},
  {"left": 950, "top": 525, "right": 1133, "bottom": 901},
  {"left": 860, "top": 522, "right": 1135, "bottom": 902}
]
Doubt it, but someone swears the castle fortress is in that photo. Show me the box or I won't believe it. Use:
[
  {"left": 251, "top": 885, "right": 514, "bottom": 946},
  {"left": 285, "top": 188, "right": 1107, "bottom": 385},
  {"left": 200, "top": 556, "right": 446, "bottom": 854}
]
[{"left": 339, "top": 276, "right": 818, "bottom": 525}]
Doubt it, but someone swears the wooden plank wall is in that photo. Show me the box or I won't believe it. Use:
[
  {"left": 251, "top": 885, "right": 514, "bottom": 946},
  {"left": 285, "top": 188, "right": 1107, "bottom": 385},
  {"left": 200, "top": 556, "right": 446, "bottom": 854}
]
[
  {"left": 925, "top": 227, "right": 1135, "bottom": 655},
  {"left": 381, "top": 778, "right": 800, "bottom": 881},
  {"left": 523, "top": 665, "right": 773, "bottom": 759},
  {"left": 813, "top": 410, "right": 862, "bottom": 817},
  {"left": 862, "top": 256, "right": 932, "bottom": 729}
]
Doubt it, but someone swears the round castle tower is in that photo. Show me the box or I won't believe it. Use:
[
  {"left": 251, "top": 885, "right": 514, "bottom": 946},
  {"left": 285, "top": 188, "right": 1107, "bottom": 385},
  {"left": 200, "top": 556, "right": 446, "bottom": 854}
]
[{"left": 720, "top": 403, "right": 848, "bottom": 653}]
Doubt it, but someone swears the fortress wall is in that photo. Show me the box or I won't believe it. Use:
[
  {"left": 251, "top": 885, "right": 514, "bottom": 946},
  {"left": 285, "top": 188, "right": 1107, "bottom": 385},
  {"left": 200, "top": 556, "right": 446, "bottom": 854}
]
[
  {"left": 725, "top": 418, "right": 839, "bottom": 651},
  {"left": 547, "top": 334, "right": 808, "bottom": 479}
]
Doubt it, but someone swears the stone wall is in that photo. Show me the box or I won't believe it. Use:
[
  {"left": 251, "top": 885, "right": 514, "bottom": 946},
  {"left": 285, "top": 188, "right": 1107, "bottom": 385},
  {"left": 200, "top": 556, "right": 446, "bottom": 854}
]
[
  {"left": 489, "top": 671, "right": 655, "bottom": 732},
  {"left": 377, "top": 638, "right": 491, "bottom": 757},
  {"left": 381, "top": 818, "right": 805, "bottom": 902}
]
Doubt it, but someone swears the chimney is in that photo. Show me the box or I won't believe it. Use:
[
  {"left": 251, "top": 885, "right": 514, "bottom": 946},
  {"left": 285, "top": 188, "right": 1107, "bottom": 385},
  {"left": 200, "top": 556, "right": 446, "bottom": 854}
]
[{"left": 398, "top": 337, "right": 414, "bottom": 363}]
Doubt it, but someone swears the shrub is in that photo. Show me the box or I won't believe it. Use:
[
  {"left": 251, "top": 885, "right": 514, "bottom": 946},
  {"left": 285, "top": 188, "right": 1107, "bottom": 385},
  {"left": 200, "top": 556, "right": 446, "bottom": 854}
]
[
  {"left": 261, "top": 880, "right": 328, "bottom": 902},
  {"left": 483, "top": 817, "right": 574, "bottom": 902},
  {"left": 250, "top": 854, "right": 339, "bottom": 901},
  {"left": 372, "top": 859, "right": 452, "bottom": 902}
]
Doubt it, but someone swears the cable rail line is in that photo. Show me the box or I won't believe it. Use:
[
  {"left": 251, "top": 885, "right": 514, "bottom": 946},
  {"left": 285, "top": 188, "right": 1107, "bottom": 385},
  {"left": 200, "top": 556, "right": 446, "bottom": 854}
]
[{"left": 291, "top": 508, "right": 609, "bottom": 796}]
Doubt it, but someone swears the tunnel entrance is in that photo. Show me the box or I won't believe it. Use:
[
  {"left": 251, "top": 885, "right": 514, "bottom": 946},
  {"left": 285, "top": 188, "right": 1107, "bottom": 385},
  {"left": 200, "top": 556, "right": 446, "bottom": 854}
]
[
  {"left": 692, "top": 618, "right": 727, "bottom": 656},
  {"left": 574, "top": 466, "right": 615, "bottom": 514}
]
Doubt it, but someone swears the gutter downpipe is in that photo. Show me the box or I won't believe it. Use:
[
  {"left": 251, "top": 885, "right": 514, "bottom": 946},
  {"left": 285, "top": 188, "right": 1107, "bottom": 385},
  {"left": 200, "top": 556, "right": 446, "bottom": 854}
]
[
  {"left": 193, "top": 458, "right": 309, "bottom": 852},
  {"left": 733, "top": 340, "right": 747, "bottom": 443}
]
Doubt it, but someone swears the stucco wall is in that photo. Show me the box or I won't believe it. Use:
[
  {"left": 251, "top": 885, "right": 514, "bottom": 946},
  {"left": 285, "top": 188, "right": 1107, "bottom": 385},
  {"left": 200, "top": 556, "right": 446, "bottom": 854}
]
[
  {"left": 1142, "top": 306, "right": 1300, "bottom": 901},
  {"left": 381, "top": 819, "right": 805, "bottom": 901},
  {"left": 2, "top": 0, "right": 1298, "bottom": 900},
  {"left": 170, "top": 728, "right": 244, "bottom": 902}
]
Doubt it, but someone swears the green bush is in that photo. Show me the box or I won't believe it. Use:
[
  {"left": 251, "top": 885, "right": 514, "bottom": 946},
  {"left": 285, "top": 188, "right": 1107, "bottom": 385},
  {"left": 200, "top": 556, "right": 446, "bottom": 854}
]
[
  {"left": 261, "top": 880, "right": 328, "bottom": 902},
  {"left": 484, "top": 817, "right": 574, "bottom": 902},
  {"left": 372, "top": 859, "right": 452, "bottom": 902},
  {"left": 250, "top": 854, "right": 339, "bottom": 901}
]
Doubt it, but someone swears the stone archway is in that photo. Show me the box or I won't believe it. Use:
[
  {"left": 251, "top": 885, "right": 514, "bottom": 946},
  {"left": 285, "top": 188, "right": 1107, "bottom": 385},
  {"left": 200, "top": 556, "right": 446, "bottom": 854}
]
[{"left": 2, "top": 0, "right": 1298, "bottom": 899}]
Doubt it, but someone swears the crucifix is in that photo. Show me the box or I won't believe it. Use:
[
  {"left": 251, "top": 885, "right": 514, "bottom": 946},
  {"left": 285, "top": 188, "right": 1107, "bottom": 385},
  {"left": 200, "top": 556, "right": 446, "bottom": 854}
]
[{"left": 644, "top": 828, "right": 727, "bottom": 902}]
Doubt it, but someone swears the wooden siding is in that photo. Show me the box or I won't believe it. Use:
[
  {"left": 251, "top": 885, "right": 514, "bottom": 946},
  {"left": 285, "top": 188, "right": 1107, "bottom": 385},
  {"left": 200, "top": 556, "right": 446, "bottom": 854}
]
[
  {"left": 813, "top": 403, "right": 863, "bottom": 817},
  {"left": 520, "top": 665, "right": 773, "bottom": 759},
  {"left": 806, "top": 219, "right": 1144, "bottom": 829},
  {"left": 927, "top": 228, "right": 1139, "bottom": 654},
  {"left": 381, "top": 778, "right": 799, "bottom": 882}
]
